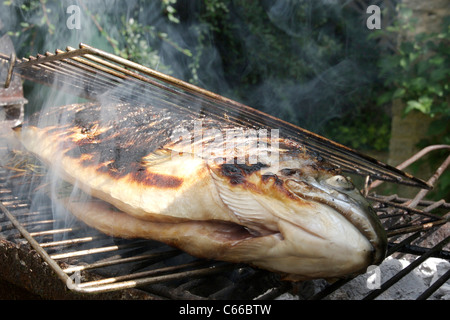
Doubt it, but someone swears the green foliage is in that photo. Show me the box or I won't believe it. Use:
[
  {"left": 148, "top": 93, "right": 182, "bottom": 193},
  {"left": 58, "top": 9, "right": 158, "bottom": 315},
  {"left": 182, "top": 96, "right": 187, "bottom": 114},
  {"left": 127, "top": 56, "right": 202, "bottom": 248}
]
[
  {"left": 324, "top": 105, "right": 391, "bottom": 152},
  {"left": 371, "top": 5, "right": 450, "bottom": 201},
  {"left": 116, "top": 15, "right": 173, "bottom": 75},
  {"left": 162, "top": 0, "right": 180, "bottom": 24},
  {"left": 373, "top": 6, "right": 450, "bottom": 120},
  {"left": 1, "top": 0, "right": 190, "bottom": 72}
]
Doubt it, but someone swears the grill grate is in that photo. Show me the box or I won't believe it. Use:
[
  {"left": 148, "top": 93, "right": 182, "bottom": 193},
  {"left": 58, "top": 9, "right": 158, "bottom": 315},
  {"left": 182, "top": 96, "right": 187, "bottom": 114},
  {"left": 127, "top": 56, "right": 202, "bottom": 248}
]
[
  {"left": 0, "top": 43, "right": 448, "bottom": 299},
  {"left": 0, "top": 43, "right": 430, "bottom": 189},
  {"left": 0, "top": 161, "right": 290, "bottom": 299},
  {"left": 0, "top": 144, "right": 448, "bottom": 300}
]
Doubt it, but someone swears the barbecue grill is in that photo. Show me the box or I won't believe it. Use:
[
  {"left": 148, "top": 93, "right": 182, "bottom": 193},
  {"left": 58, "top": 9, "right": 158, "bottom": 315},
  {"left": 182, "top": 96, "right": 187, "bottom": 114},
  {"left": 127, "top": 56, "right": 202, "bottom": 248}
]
[{"left": 0, "top": 43, "right": 448, "bottom": 300}]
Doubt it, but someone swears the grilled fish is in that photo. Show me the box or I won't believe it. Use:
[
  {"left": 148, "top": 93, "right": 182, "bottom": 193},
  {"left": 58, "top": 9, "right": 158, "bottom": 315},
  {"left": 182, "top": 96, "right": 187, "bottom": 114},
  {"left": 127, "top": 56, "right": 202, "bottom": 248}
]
[{"left": 17, "top": 101, "right": 387, "bottom": 280}]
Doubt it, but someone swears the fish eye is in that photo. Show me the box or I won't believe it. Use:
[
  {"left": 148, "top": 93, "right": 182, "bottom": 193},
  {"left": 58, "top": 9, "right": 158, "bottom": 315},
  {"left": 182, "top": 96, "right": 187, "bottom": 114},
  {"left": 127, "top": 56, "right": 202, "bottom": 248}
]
[{"left": 324, "top": 175, "right": 354, "bottom": 191}]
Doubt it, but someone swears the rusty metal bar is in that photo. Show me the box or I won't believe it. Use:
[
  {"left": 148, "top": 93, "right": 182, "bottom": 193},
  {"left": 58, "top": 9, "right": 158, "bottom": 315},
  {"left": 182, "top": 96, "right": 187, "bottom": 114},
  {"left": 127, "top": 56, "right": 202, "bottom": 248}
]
[
  {"left": 386, "top": 219, "right": 447, "bottom": 237},
  {"left": 407, "top": 154, "right": 450, "bottom": 208},
  {"left": 69, "top": 263, "right": 236, "bottom": 294},
  {"left": 367, "top": 195, "right": 445, "bottom": 220},
  {"left": 40, "top": 236, "right": 98, "bottom": 248},
  {"left": 13, "top": 47, "right": 93, "bottom": 68},
  {"left": 29, "top": 227, "right": 77, "bottom": 237},
  {"left": 49, "top": 241, "right": 148, "bottom": 260},
  {"left": 62, "top": 249, "right": 179, "bottom": 273},
  {"left": 367, "top": 145, "right": 450, "bottom": 191},
  {"left": 76, "top": 260, "right": 212, "bottom": 288},
  {"left": 378, "top": 196, "right": 450, "bottom": 209}
]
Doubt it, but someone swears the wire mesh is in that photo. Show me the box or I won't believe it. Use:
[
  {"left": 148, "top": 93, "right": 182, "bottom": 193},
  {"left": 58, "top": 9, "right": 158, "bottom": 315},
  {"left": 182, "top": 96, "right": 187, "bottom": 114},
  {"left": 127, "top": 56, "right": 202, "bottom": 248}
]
[
  {"left": 0, "top": 43, "right": 430, "bottom": 188},
  {"left": 0, "top": 147, "right": 448, "bottom": 299}
]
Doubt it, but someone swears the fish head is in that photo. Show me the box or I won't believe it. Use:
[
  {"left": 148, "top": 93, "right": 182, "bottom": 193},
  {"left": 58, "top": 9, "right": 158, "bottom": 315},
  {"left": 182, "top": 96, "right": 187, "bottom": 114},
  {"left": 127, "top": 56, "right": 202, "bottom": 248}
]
[
  {"left": 283, "top": 170, "right": 387, "bottom": 263},
  {"left": 210, "top": 152, "right": 387, "bottom": 280}
]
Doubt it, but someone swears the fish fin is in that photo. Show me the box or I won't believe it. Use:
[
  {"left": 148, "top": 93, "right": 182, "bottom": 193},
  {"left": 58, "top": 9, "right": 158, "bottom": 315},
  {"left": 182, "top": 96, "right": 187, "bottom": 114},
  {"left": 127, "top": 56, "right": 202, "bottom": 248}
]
[
  {"left": 140, "top": 148, "right": 173, "bottom": 167},
  {"left": 210, "top": 169, "right": 277, "bottom": 236}
]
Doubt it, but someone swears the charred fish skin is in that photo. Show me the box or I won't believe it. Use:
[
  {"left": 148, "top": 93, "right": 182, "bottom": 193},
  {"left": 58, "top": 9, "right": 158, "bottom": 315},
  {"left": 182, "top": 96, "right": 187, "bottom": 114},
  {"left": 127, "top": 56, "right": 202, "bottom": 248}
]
[{"left": 18, "top": 102, "right": 387, "bottom": 280}]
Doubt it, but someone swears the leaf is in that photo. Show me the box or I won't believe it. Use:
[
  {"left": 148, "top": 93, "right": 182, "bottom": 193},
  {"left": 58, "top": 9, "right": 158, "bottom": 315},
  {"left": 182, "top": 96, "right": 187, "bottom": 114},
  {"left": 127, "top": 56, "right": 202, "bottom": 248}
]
[
  {"left": 432, "top": 102, "right": 450, "bottom": 115},
  {"left": 400, "top": 57, "right": 408, "bottom": 68},
  {"left": 376, "top": 91, "right": 393, "bottom": 106},
  {"left": 417, "top": 60, "right": 430, "bottom": 75},
  {"left": 393, "top": 88, "right": 405, "bottom": 99},
  {"left": 400, "top": 42, "right": 414, "bottom": 54},
  {"left": 430, "top": 69, "right": 448, "bottom": 82},
  {"left": 182, "top": 49, "right": 193, "bottom": 57},
  {"left": 408, "top": 52, "right": 419, "bottom": 63},
  {"left": 405, "top": 99, "right": 431, "bottom": 114},
  {"left": 386, "top": 26, "right": 399, "bottom": 33},
  {"left": 429, "top": 56, "right": 445, "bottom": 65},
  {"left": 410, "top": 77, "right": 426, "bottom": 91},
  {"left": 428, "top": 84, "right": 444, "bottom": 97},
  {"left": 418, "top": 96, "right": 433, "bottom": 106},
  {"left": 427, "top": 117, "right": 448, "bottom": 135}
]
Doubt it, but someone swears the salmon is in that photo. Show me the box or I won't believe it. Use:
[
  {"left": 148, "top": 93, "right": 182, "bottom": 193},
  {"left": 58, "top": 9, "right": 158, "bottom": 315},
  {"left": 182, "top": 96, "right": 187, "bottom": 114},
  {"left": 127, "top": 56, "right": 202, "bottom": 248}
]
[{"left": 16, "top": 101, "right": 387, "bottom": 280}]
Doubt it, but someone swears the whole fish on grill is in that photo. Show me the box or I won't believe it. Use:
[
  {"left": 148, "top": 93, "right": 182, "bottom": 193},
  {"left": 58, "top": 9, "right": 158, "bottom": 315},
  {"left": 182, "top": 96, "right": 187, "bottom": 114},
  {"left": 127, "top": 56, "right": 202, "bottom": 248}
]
[{"left": 16, "top": 101, "right": 388, "bottom": 280}]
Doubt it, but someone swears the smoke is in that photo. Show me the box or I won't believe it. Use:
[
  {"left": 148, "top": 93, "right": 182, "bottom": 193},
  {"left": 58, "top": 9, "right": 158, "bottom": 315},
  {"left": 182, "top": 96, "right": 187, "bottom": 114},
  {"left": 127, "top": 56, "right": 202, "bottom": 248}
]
[
  {"left": 1, "top": 1, "right": 379, "bottom": 127},
  {"left": 224, "top": 0, "right": 379, "bottom": 132}
]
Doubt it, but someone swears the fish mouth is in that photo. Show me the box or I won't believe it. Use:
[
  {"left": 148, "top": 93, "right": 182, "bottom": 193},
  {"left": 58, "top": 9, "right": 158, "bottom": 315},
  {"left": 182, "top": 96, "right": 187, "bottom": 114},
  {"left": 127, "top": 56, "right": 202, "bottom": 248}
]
[{"left": 285, "top": 175, "right": 388, "bottom": 266}]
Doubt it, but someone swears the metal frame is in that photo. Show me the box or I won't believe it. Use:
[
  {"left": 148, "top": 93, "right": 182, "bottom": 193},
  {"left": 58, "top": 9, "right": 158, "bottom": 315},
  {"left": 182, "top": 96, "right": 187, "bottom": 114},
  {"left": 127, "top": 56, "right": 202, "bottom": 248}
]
[{"left": 0, "top": 43, "right": 430, "bottom": 188}]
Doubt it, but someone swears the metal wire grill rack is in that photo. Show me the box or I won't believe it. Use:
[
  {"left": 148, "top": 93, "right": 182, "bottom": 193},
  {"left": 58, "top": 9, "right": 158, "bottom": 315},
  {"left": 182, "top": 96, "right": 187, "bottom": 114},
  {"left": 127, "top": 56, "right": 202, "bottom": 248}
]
[
  {"left": 0, "top": 144, "right": 448, "bottom": 300},
  {"left": 0, "top": 43, "right": 430, "bottom": 189}
]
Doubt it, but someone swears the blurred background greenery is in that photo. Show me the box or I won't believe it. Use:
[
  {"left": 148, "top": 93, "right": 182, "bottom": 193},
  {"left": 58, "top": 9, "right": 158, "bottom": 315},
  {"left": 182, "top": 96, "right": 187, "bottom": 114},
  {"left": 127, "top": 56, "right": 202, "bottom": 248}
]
[{"left": 0, "top": 0, "right": 448, "bottom": 200}]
